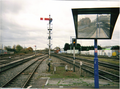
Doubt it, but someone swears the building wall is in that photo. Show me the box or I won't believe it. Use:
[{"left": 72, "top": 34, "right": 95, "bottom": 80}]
[
  {"left": 81, "top": 50, "right": 119, "bottom": 57},
  {"left": 67, "top": 50, "right": 79, "bottom": 54},
  {"left": 0, "top": 49, "right": 7, "bottom": 54}
]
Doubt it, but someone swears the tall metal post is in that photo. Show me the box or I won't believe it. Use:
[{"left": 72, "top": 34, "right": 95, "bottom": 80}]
[
  {"left": 94, "top": 39, "right": 99, "bottom": 88},
  {"left": 70, "top": 36, "right": 72, "bottom": 53},
  {"left": 73, "top": 46, "right": 75, "bottom": 72},
  {"left": 48, "top": 15, "right": 51, "bottom": 59},
  {"left": 49, "top": 30, "right": 51, "bottom": 59},
  {"left": 48, "top": 15, "right": 52, "bottom": 72},
  {"left": 35, "top": 45, "right": 36, "bottom": 56},
  {"left": 40, "top": 15, "right": 52, "bottom": 72}
]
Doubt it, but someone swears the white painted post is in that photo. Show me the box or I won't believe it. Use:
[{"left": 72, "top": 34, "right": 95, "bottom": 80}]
[{"left": 80, "top": 61, "right": 82, "bottom": 76}]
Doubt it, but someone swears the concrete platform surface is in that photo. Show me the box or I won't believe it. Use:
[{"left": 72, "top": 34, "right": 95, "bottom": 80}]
[{"left": 44, "top": 77, "right": 119, "bottom": 89}]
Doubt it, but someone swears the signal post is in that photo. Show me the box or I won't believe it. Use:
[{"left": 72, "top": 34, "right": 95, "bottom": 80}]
[
  {"left": 40, "top": 15, "right": 53, "bottom": 71},
  {"left": 72, "top": 38, "right": 76, "bottom": 72}
]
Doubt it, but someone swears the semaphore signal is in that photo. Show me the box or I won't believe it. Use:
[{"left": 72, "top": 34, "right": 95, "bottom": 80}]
[
  {"left": 40, "top": 15, "right": 53, "bottom": 24},
  {"left": 40, "top": 18, "right": 52, "bottom": 21},
  {"left": 40, "top": 15, "right": 53, "bottom": 63}
]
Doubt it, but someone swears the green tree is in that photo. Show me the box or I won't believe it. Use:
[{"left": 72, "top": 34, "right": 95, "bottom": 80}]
[
  {"left": 26, "top": 47, "right": 33, "bottom": 52},
  {"left": 13, "top": 45, "right": 15, "bottom": 49},
  {"left": 64, "top": 43, "right": 70, "bottom": 51},
  {"left": 16, "top": 45, "right": 23, "bottom": 52},
  {"left": 111, "top": 45, "right": 119, "bottom": 50},
  {"left": 70, "top": 43, "right": 73, "bottom": 50},
  {"left": 98, "top": 45, "right": 102, "bottom": 50},
  {"left": 75, "top": 43, "right": 81, "bottom": 51},
  {"left": 81, "top": 45, "right": 102, "bottom": 51},
  {"left": 21, "top": 48, "right": 27, "bottom": 53},
  {"left": 43, "top": 48, "right": 49, "bottom": 53},
  {"left": 4, "top": 46, "right": 16, "bottom": 52},
  {"left": 69, "top": 43, "right": 81, "bottom": 51}
]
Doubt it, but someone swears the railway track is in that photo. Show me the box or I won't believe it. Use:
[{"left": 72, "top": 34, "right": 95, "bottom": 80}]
[
  {"left": 52, "top": 54, "right": 119, "bottom": 82},
  {"left": 58, "top": 54, "right": 119, "bottom": 70},
  {"left": 0, "top": 53, "right": 39, "bottom": 65},
  {"left": 0, "top": 55, "right": 48, "bottom": 88},
  {"left": 0, "top": 54, "right": 43, "bottom": 73},
  {"left": 62, "top": 53, "right": 119, "bottom": 60}
]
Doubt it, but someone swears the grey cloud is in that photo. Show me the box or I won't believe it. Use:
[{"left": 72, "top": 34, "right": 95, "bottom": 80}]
[
  {"left": 2, "top": 30, "right": 46, "bottom": 43},
  {"left": 0, "top": 0, "right": 119, "bottom": 49},
  {"left": 0, "top": 16, "right": 46, "bottom": 45},
  {"left": 58, "top": 0, "right": 119, "bottom": 1},
  {"left": 1, "top": 0, "right": 24, "bottom": 14}
]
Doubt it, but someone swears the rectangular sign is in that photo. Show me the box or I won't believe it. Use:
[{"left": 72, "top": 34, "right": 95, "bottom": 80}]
[
  {"left": 72, "top": 8, "right": 119, "bottom": 39},
  {"left": 77, "top": 14, "right": 110, "bottom": 38}
]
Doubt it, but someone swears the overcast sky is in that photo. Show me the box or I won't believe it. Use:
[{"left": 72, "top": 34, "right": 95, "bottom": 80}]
[{"left": 0, "top": 0, "right": 120, "bottom": 50}]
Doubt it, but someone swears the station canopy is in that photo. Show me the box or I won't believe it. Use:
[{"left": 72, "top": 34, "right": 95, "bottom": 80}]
[{"left": 72, "top": 7, "right": 119, "bottom": 39}]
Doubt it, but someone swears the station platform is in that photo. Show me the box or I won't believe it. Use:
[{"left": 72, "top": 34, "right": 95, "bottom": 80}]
[
  {"left": 42, "top": 77, "right": 119, "bottom": 89},
  {"left": 30, "top": 56, "right": 119, "bottom": 89}
]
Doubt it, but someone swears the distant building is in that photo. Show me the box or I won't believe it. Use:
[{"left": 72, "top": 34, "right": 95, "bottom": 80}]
[
  {"left": 0, "top": 49, "right": 7, "bottom": 54},
  {"left": 67, "top": 50, "right": 79, "bottom": 54}
]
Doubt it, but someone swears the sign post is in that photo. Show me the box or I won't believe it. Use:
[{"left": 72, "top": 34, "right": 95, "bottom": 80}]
[
  {"left": 72, "top": 7, "right": 119, "bottom": 88},
  {"left": 94, "top": 39, "right": 99, "bottom": 88}
]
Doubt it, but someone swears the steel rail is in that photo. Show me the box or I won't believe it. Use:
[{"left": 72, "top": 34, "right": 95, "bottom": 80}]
[
  {"left": 1, "top": 55, "right": 48, "bottom": 87},
  {"left": 75, "top": 61, "right": 119, "bottom": 79},
  {"left": 58, "top": 54, "right": 119, "bottom": 70},
  {"left": 22, "top": 56, "right": 47, "bottom": 88},
  {"left": 52, "top": 54, "right": 119, "bottom": 82},
  {"left": 62, "top": 53, "right": 119, "bottom": 59},
  {"left": 0, "top": 55, "right": 38, "bottom": 73},
  {"left": 1, "top": 59, "right": 39, "bottom": 87},
  {"left": 74, "top": 61, "right": 114, "bottom": 82}
]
